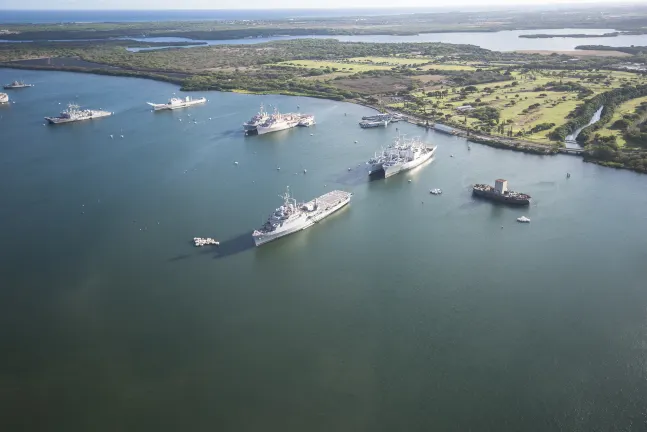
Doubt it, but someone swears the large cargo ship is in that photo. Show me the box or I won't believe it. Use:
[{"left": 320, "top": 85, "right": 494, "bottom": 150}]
[
  {"left": 252, "top": 187, "right": 352, "bottom": 246},
  {"left": 382, "top": 140, "right": 437, "bottom": 178},
  {"left": 472, "top": 179, "right": 531, "bottom": 205},
  {"left": 0, "top": 93, "right": 8, "bottom": 104},
  {"left": 255, "top": 109, "right": 301, "bottom": 135},
  {"left": 45, "top": 103, "right": 112, "bottom": 124},
  {"left": 366, "top": 135, "right": 437, "bottom": 177},
  {"left": 251, "top": 108, "right": 315, "bottom": 135},
  {"left": 4, "top": 80, "right": 33, "bottom": 89},
  {"left": 147, "top": 96, "right": 206, "bottom": 111}
]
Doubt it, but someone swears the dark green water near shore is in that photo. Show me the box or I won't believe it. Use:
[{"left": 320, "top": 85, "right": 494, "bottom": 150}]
[{"left": 1, "top": 69, "right": 647, "bottom": 431}]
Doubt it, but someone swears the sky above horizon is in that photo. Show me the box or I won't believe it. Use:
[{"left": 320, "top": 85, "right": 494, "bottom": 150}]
[{"left": 0, "top": 0, "right": 625, "bottom": 10}]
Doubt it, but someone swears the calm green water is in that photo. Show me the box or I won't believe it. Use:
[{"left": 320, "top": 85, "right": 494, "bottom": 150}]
[{"left": 1, "top": 69, "right": 647, "bottom": 431}]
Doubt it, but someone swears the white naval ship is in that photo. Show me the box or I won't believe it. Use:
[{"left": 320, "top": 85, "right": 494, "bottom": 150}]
[
  {"left": 147, "top": 95, "right": 206, "bottom": 111},
  {"left": 0, "top": 93, "right": 8, "bottom": 104},
  {"left": 366, "top": 135, "right": 437, "bottom": 178},
  {"left": 252, "top": 187, "right": 352, "bottom": 246},
  {"left": 45, "top": 103, "right": 112, "bottom": 124},
  {"left": 382, "top": 139, "right": 437, "bottom": 178},
  {"left": 256, "top": 108, "right": 301, "bottom": 135},
  {"left": 4, "top": 80, "right": 33, "bottom": 89},
  {"left": 243, "top": 103, "right": 269, "bottom": 132}
]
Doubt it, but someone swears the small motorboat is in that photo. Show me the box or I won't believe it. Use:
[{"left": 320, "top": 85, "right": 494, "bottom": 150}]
[
  {"left": 566, "top": 173, "right": 571, "bottom": 178},
  {"left": 516, "top": 216, "right": 531, "bottom": 223},
  {"left": 430, "top": 189, "right": 442, "bottom": 195}
]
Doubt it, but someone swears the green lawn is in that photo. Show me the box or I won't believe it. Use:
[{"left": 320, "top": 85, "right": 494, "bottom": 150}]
[
  {"left": 420, "top": 64, "right": 477, "bottom": 71},
  {"left": 348, "top": 56, "right": 430, "bottom": 65},
  {"left": 274, "top": 60, "right": 391, "bottom": 72}
]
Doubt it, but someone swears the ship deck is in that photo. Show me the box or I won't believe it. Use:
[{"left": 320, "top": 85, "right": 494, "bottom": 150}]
[{"left": 305, "top": 190, "right": 352, "bottom": 213}]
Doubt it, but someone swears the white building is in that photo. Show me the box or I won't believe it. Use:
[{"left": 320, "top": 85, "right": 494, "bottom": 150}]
[{"left": 456, "top": 105, "right": 474, "bottom": 113}]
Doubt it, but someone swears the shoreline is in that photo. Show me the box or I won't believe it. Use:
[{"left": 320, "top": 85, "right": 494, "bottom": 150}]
[{"left": 3, "top": 63, "right": 645, "bottom": 175}]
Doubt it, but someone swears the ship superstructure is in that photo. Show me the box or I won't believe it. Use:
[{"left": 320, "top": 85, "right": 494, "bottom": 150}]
[
  {"left": 243, "top": 103, "right": 269, "bottom": 131},
  {"left": 252, "top": 187, "right": 352, "bottom": 246},
  {"left": 147, "top": 96, "right": 206, "bottom": 111},
  {"left": 45, "top": 103, "right": 112, "bottom": 124}
]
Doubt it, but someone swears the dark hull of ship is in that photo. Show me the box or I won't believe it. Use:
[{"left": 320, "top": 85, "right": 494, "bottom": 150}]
[{"left": 472, "top": 189, "right": 530, "bottom": 205}]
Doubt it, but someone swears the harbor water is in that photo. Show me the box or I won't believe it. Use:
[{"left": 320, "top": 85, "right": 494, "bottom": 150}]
[{"left": 1, "top": 69, "right": 647, "bottom": 431}]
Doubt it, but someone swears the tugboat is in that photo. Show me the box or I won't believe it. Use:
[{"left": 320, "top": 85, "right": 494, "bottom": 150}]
[
  {"left": 472, "top": 179, "right": 531, "bottom": 206},
  {"left": 3, "top": 80, "right": 33, "bottom": 89},
  {"left": 193, "top": 237, "right": 220, "bottom": 247}
]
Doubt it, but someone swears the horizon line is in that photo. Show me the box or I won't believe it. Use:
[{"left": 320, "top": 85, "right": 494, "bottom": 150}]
[{"left": 1, "top": 2, "right": 644, "bottom": 11}]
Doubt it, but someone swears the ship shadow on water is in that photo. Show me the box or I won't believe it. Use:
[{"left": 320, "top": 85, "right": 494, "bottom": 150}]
[
  {"left": 335, "top": 165, "right": 383, "bottom": 186},
  {"left": 168, "top": 232, "right": 255, "bottom": 262},
  {"left": 204, "top": 231, "right": 255, "bottom": 260}
]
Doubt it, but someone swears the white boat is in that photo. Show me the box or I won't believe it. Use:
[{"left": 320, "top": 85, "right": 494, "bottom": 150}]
[
  {"left": 243, "top": 103, "right": 269, "bottom": 131},
  {"left": 297, "top": 114, "right": 316, "bottom": 127},
  {"left": 516, "top": 216, "right": 531, "bottom": 223},
  {"left": 147, "top": 96, "right": 206, "bottom": 111},
  {"left": 382, "top": 139, "right": 437, "bottom": 179},
  {"left": 45, "top": 103, "right": 112, "bottom": 124},
  {"left": 0, "top": 93, "right": 8, "bottom": 104},
  {"left": 252, "top": 187, "right": 352, "bottom": 246},
  {"left": 193, "top": 237, "right": 220, "bottom": 247},
  {"left": 430, "top": 189, "right": 442, "bottom": 195}
]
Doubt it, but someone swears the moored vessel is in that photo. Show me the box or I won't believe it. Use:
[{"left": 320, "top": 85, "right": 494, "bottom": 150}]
[
  {"left": 366, "top": 134, "right": 436, "bottom": 177},
  {"left": 252, "top": 187, "right": 352, "bottom": 246},
  {"left": 359, "top": 120, "right": 388, "bottom": 128},
  {"left": 382, "top": 140, "right": 437, "bottom": 178},
  {"left": 45, "top": 103, "right": 112, "bottom": 124},
  {"left": 472, "top": 179, "right": 531, "bottom": 205},
  {"left": 243, "top": 103, "right": 269, "bottom": 132},
  {"left": 147, "top": 96, "right": 206, "bottom": 111},
  {"left": 254, "top": 108, "right": 310, "bottom": 135},
  {"left": 297, "top": 114, "right": 316, "bottom": 127},
  {"left": 3, "top": 80, "right": 33, "bottom": 89}
]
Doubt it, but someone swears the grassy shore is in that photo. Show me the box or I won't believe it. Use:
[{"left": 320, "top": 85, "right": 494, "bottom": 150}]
[{"left": 2, "top": 34, "right": 647, "bottom": 172}]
